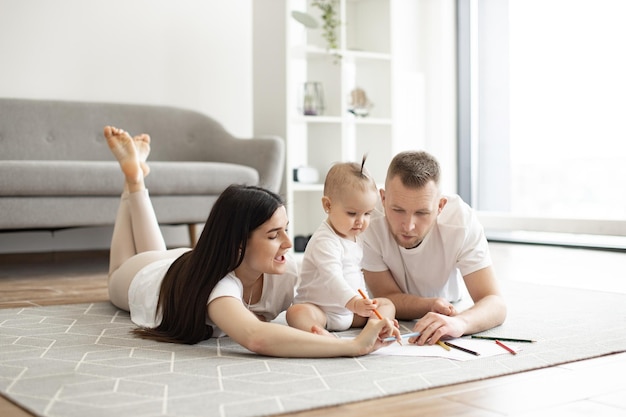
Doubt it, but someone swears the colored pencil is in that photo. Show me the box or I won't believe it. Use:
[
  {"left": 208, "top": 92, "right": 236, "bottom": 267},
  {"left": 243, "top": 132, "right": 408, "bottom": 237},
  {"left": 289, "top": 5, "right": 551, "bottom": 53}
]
[
  {"left": 357, "top": 289, "right": 383, "bottom": 320},
  {"left": 436, "top": 340, "right": 451, "bottom": 351},
  {"left": 495, "top": 340, "right": 517, "bottom": 355},
  {"left": 471, "top": 335, "right": 536, "bottom": 343},
  {"left": 382, "top": 331, "right": 421, "bottom": 342},
  {"left": 443, "top": 341, "right": 480, "bottom": 356}
]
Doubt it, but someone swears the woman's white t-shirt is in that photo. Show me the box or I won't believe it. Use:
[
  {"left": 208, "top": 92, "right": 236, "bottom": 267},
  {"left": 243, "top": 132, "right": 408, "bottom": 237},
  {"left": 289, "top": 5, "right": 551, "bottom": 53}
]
[{"left": 128, "top": 252, "right": 299, "bottom": 336}]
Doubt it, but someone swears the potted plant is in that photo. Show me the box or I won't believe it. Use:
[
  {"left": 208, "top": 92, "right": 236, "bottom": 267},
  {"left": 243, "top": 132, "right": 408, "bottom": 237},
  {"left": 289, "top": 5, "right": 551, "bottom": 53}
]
[
  {"left": 312, "top": 0, "right": 340, "bottom": 52},
  {"left": 292, "top": 0, "right": 341, "bottom": 61}
]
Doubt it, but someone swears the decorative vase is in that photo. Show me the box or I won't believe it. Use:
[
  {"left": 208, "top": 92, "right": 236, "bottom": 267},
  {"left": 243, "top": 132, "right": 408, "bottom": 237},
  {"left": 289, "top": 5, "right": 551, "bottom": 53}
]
[{"left": 301, "top": 82, "right": 324, "bottom": 116}]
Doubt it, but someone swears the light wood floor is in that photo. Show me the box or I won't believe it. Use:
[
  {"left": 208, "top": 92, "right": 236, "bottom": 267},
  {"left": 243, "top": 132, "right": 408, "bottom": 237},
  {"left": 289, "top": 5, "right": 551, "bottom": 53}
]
[{"left": 1, "top": 243, "right": 625, "bottom": 417}]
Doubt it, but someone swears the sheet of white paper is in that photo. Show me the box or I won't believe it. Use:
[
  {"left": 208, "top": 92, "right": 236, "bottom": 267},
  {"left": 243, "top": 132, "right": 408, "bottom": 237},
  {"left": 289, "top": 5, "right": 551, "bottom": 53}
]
[{"left": 370, "top": 337, "right": 522, "bottom": 361}]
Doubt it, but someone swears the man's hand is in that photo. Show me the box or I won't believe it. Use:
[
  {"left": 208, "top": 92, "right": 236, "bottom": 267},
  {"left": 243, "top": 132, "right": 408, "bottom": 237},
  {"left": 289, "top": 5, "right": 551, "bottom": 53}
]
[
  {"left": 430, "top": 297, "right": 457, "bottom": 316},
  {"left": 408, "top": 312, "right": 466, "bottom": 345}
]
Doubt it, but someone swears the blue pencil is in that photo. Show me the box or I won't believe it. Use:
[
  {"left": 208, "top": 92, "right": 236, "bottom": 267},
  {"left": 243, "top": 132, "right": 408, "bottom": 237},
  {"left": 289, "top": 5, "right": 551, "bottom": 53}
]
[{"left": 383, "top": 331, "right": 421, "bottom": 342}]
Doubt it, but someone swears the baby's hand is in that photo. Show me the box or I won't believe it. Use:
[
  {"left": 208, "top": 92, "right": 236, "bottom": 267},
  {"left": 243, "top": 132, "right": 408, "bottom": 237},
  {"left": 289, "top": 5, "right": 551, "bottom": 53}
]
[{"left": 349, "top": 296, "right": 379, "bottom": 317}]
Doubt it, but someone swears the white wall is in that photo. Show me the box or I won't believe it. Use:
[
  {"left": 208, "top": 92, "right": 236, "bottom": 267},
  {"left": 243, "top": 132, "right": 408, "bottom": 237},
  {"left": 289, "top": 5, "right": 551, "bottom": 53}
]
[
  {"left": 0, "top": 0, "right": 252, "bottom": 253},
  {"left": 0, "top": 0, "right": 252, "bottom": 136},
  {"left": 0, "top": 0, "right": 457, "bottom": 254}
]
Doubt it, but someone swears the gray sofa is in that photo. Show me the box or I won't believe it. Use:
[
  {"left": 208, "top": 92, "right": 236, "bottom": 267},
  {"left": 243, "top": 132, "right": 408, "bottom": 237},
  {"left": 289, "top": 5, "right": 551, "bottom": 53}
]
[{"left": 0, "top": 98, "right": 284, "bottom": 244}]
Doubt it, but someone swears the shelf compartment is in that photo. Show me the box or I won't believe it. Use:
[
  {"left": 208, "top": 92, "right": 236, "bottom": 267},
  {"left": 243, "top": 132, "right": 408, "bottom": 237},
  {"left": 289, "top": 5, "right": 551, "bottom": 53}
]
[
  {"left": 290, "top": 187, "right": 325, "bottom": 236},
  {"left": 291, "top": 53, "right": 342, "bottom": 118},
  {"left": 288, "top": 121, "right": 343, "bottom": 179},
  {"left": 345, "top": 0, "right": 391, "bottom": 54},
  {"left": 290, "top": 0, "right": 343, "bottom": 52}
]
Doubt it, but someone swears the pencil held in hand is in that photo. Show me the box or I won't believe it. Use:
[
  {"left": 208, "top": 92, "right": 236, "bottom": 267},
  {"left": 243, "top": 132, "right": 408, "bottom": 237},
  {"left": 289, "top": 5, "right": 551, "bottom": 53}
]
[{"left": 357, "top": 289, "right": 383, "bottom": 320}]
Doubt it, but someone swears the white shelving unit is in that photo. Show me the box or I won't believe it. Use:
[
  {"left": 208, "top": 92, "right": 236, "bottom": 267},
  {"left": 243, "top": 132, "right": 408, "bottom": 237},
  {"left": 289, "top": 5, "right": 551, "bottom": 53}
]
[{"left": 254, "top": 0, "right": 424, "bottom": 242}]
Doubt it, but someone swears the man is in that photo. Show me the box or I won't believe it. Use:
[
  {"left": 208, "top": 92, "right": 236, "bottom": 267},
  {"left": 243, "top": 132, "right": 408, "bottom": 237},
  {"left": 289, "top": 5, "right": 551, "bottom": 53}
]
[{"left": 362, "top": 151, "right": 507, "bottom": 345}]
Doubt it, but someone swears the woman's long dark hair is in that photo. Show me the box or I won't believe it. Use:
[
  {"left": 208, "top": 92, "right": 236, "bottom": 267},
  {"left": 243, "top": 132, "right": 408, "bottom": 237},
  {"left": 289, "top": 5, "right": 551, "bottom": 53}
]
[{"left": 133, "top": 184, "right": 285, "bottom": 344}]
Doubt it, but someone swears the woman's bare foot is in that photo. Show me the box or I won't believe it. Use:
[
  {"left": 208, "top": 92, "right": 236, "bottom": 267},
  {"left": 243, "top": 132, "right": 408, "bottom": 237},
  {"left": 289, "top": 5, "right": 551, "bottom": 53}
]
[
  {"left": 311, "top": 325, "right": 335, "bottom": 338},
  {"left": 133, "top": 133, "right": 151, "bottom": 178},
  {"left": 103, "top": 126, "right": 145, "bottom": 190}
]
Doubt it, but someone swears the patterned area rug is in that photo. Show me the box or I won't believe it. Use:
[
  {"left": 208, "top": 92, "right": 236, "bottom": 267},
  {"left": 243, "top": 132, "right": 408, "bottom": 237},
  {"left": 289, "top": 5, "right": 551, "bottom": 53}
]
[{"left": 1, "top": 281, "right": 625, "bottom": 417}]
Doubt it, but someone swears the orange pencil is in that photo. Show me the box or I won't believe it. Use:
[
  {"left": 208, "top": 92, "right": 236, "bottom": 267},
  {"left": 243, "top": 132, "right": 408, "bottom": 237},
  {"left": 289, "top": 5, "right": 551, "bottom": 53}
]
[{"left": 357, "top": 289, "right": 383, "bottom": 320}]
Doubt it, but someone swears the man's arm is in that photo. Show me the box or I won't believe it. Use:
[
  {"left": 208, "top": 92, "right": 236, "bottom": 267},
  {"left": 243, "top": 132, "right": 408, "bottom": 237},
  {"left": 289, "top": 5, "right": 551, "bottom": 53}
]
[
  {"left": 455, "top": 265, "right": 507, "bottom": 334},
  {"left": 409, "top": 265, "right": 507, "bottom": 345},
  {"left": 363, "top": 269, "right": 454, "bottom": 320},
  {"left": 365, "top": 266, "right": 507, "bottom": 344}
]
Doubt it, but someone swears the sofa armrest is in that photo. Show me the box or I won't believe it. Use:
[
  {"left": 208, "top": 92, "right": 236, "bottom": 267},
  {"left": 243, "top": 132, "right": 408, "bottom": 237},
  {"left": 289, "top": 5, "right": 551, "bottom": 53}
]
[{"left": 207, "top": 135, "right": 285, "bottom": 193}]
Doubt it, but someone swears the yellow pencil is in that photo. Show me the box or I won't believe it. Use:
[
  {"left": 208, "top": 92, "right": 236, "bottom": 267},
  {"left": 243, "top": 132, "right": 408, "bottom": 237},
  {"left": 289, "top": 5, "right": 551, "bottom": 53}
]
[{"left": 436, "top": 340, "right": 451, "bottom": 351}]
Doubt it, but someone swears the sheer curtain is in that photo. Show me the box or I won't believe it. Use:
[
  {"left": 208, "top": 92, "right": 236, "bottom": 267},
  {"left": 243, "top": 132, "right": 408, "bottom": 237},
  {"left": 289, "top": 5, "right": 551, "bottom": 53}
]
[{"left": 458, "top": 0, "right": 626, "bottom": 248}]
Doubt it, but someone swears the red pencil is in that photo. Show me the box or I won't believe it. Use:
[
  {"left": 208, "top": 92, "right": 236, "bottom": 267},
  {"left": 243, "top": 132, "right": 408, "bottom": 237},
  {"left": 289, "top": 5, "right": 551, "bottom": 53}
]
[
  {"left": 357, "top": 289, "right": 383, "bottom": 320},
  {"left": 495, "top": 339, "right": 517, "bottom": 355}
]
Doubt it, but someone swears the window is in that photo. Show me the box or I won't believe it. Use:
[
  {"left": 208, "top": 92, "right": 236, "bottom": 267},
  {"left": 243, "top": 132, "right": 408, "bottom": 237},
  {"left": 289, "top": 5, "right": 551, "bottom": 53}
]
[{"left": 458, "top": 0, "right": 626, "bottom": 248}]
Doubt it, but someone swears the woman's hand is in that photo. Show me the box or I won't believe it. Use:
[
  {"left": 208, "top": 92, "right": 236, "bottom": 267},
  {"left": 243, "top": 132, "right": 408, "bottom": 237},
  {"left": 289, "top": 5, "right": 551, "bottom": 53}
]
[{"left": 352, "top": 317, "right": 401, "bottom": 356}]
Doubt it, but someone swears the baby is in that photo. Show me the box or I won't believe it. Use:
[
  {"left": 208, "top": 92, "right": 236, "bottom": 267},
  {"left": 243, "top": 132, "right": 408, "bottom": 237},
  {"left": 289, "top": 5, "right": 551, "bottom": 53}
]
[{"left": 286, "top": 156, "right": 396, "bottom": 334}]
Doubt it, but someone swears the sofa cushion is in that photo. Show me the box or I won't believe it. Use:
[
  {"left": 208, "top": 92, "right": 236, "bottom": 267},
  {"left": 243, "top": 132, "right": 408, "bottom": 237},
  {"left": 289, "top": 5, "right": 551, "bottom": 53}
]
[
  {"left": 0, "top": 161, "right": 259, "bottom": 196},
  {"left": 0, "top": 195, "right": 219, "bottom": 229}
]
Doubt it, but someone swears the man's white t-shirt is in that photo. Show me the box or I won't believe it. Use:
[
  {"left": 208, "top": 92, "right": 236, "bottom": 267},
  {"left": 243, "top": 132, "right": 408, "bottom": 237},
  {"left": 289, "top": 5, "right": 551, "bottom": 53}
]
[
  {"left": 294, "top": 221, "right": 365, "bottom": 316},
  {"left": 128, "top": 251, "right": 299, "bottom": 336},
  {"left": 361, "top": 194, "right": 491, "bottom": 302}
]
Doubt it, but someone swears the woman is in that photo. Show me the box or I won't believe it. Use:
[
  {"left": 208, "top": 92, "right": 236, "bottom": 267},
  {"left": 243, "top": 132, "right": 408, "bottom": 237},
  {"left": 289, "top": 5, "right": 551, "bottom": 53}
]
[{"left": 104, "top": 126, "right": 399, "bottom": 357}]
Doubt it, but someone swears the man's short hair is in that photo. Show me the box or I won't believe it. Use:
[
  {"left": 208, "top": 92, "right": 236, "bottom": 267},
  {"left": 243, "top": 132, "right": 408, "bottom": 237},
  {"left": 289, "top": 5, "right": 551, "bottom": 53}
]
[{"left": 386, "top": 151, "right": 440, "bottom": 189}]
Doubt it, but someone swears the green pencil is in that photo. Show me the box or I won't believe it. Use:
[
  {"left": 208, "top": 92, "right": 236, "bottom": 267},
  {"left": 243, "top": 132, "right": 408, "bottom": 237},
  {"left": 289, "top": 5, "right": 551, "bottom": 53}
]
[{"left": 471, "top": 335, "right": 536, "bottom": 343}]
